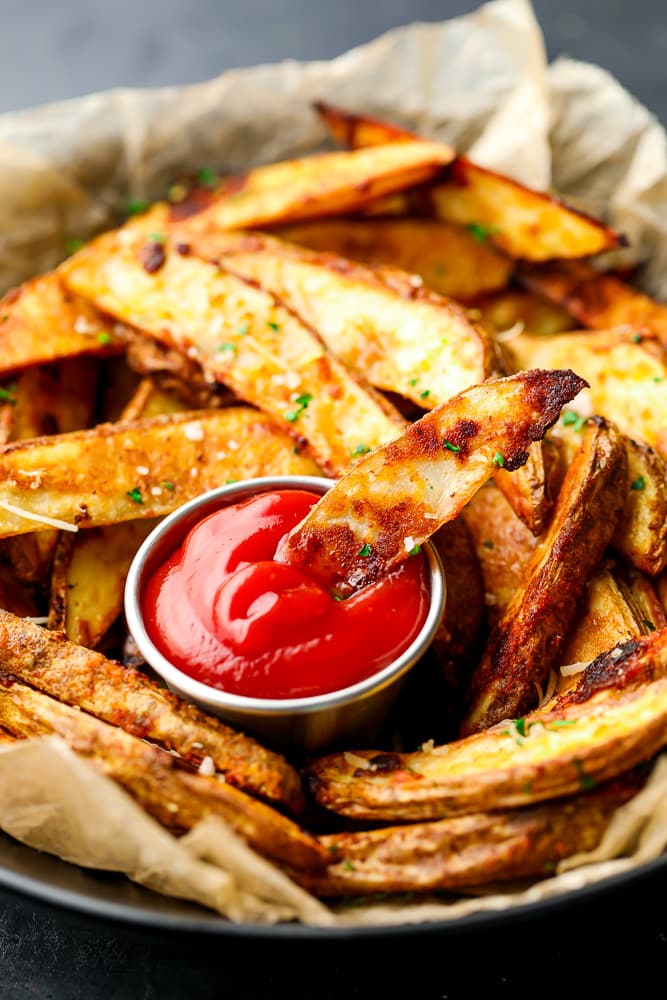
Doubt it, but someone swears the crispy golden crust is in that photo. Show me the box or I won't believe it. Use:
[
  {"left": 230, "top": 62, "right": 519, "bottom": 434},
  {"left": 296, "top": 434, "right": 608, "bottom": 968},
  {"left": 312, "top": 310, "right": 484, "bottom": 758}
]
[
  {"left": 461, "top": 483, "right": 536, "bottom": 626},
  {"left": 492, "top": 441, "right": 547, "bottom": 535},
  {"left": 519, "top": 261, "right": 667, "bottom": 348},
  {"left": 0, "top": 678, "right": 324, "bottom": 871},
  {"left": 297, "top": 775, "right": 641, "bottom": 896},
  {"left": 282, "top": 369, "right": 586, "bottom": 595},
  {"left": 275, "top": 218, "right": 513, "bottom": 300},
  {"left": 307, "top": 629, "right": 667, "bottom": 821},
  {"left": 60, "top": 219, "right": 404, "bottom": 476},
  {"left": 0, "top": 407, "right": 320, "bottom": 538},
  {"left": 507, "top": 329, "right": 667, "bottom": 460},
  {"left": 461, "top": 420, "right": 628, "bottom": 734},
  {"left": 172, "top": 226, "right": 493, "bottom": 413},
  {"left": 314, "top": 102, "right": 622, "bottom": 260},
  {"left": 0, "top": 274, "right": 124, "bottom": 377},
  {"left": 0, "top": 610, "right": 305, "bottom": 814},
  {"left": 615, "top": 438, "right": 667, "bottom": 576},
  {"left": 176, "top": 141, "right": 456, "bottom": 231}
]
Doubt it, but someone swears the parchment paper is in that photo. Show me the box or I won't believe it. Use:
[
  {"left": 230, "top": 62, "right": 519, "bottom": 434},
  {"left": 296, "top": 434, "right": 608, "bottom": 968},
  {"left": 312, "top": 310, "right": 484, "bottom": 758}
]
[{"left": 0, "top": 0, "right": 666, "bottom": 927}]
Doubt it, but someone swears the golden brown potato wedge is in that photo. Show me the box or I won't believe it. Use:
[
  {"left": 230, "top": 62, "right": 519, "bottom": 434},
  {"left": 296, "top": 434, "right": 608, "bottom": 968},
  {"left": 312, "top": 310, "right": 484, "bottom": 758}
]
[
  {"left": 469, "top": 289, "right": 577, "bottom": 337},
  {"left": 506, "top": 329, "right": 667, "bottom": 459},
  {"left": 297, "top": 774, "right": 641, "bottom": 897},
  {"left": 282, "top": 369, "right": 586, "bottom": 595},
  {"left": 461, "top": 419, "right": 627, "bottom": 734},
  {"left": 174, "top": 140, "right": 455, "bottom": 231},
  {"left": 0, "top": 678, "right": 324, "bottom": 871},
  {"left": 60, "top": 221, "right": 405, "bottom": 476},
  {"left": 48, "top": 520, "right": 159, "bottom": 645},
  {"left": 168, "top": 226, "right": 493, "bottom": 414},
  {"left": 275, "top": 218, "right": 513, "bottom": 299},
  {"left": 518, "top": 260, "right": 667, "bottom": 348},
  {"left": 461, "top": 483, "right": 536, "bottom": 626},
  {"left": 613, "top": 562, "right": 667, "bottom": 635},
  {"left": 0, "top": 610, "right": 305, "bottom": 814},
  {"left": 307, "top": 629, "right": 667, "bottom": 822},
  {"left": 314, "top": 102, "right": 622, "bottom": 260},
  {"left": 492, "top": 441, "right": 547, "bottom": 536},
  {"left": 0, "top": 408, "right": 320, "bottom": 539},
  {"left": 0, "top": 273, "right": 124, "bottom": 378}
]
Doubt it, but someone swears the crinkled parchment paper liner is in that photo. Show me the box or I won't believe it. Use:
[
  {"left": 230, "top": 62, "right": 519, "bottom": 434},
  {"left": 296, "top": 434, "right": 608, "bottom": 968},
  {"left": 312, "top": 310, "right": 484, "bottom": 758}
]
[{"left": 0, "top": 0, "right": 665, "bottom": 926}]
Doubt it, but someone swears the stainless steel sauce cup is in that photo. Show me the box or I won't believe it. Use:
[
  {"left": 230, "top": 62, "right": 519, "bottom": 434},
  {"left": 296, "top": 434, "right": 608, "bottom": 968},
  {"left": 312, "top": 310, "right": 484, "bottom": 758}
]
[{"left": 124, "top": 475, "right": 446, "bottom": 755}]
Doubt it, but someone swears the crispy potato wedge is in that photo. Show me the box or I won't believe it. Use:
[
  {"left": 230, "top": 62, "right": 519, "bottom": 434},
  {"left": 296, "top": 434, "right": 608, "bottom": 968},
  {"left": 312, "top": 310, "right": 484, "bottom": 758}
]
[
  {"left": 613, "top": 562, "right": 667, "bottom": 635},
  {"left": 0, "top": 678, "right": 324, "bottom": 871},
  {"left": 0, "top": 273, "right": 124, "bottom": 378},
  {"left": 461, "top": 419, "right": 628, "bottom": 734},
  {"left": 0, "top": 610, "right": 305, "bottom": 813},
  {"left": 518, "top": 260, "right": 667, "bottom": 348},
  {"left": 315, "top": 102, "right": 622, "bottom": 260},
  {"left": 48, "top": 520, "right": 159, "bottom": 645},
  {"left": 506, "top": 329, "right": 667, "bottom": 459},
  {"left": 461, "top": 483, "right": 536, "bottom": 626},
  {"left": 281, "top": 369, "right": 586, "bottom": 595},
  {"left": 61, "top": 222, "right": 405, "bottom": 476},
  {"left": 173, "top": 141, "right": 455, "bottom": 232},
  {"left": 275, "top": 218, "right": 513, "bottom": 299},
  {"left": 491, "top": 441, "right": 547, "bottom": 536},
  {"left": 0, "top": 408, "right": 320, "bottom": 539},
  {"left": 469, "top": 289, "right": 577, "bottom": 337},
  {"left": 297, "top": 775, "right": 640, "bottom": 896},
  {"left": 307, "top": 629, "right": 667, "bottom": 821},
  {"left": 169, "top": 226, "right": 493, "bottom": 413}
]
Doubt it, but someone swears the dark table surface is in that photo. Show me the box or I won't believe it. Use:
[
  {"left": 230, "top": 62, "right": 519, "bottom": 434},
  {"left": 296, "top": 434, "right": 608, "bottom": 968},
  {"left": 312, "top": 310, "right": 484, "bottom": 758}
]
[{"left": 0, "top": 0, "right": 666, "bottom": 996}]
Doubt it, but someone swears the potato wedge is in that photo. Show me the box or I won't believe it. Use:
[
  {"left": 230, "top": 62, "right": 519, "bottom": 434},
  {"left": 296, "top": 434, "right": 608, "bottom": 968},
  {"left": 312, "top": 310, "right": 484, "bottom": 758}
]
[
  {"left": 0, "top": 678, "right": 324, "bottom": 870},
  {"left": 168, "top": 227, "right": 493, "bottom": 413},
  {"left": 275, "top": 218, "right": 513, "bottom": 299},
  {"left": 506, "top": 329, "right": 667, "bottom": 459},
  {"left": 48, "top": 520, "right": 159, "bottom": 645},
  {"left": 0, "top": 273, "right": 124, "bottom": 378},
  {"left": 0, "top": 610, "right": 305, "bottom": 813},
  {"left": 518, "top": 260, "right": 667, "bottom": 348},
  {"left": 297, "top": 775, "right": 640, "bottom": 896},
  {"left": 461, "top": 419, "right": 628, "bottom": 734},
  {"left": 613, "top": 562, "right": 667, "bottom": 635},
  {"left": 60, "top": 222, "right": 405, "bottom": 476},
  {"left": 314, "top": 102, "right": 622, "bottom": 260},
  {"left": 0, "top": 408, "right": 320, "bottom": 539},
  {"left": 173, "top": 141, "right": 455, "bottom": 231},
  {"left": 307, "top": 629, "right": 667, "bottom": 821},
  {"left": 491, "top": 441, "right": 547, "bottom": 536},
  {"left": 469, "top": 289, "right": 577, "bottom": 337},
  {"left": 281, "top": 369, "right": 586, "bottom": 595},
  {"left": 461, "top": 483, "right": 536, "bottom": 626}
]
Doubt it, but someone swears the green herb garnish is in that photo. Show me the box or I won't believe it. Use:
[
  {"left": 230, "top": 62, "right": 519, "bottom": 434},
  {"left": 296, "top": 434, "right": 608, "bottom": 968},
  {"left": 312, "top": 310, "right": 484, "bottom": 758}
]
[
  {"left": 358, "top": 543, "right": 372, "bottom": 557},
  {"left": 197, "top": 167, "right": 219, "bottom": 188},
  {"left": 442, "top": 440, "right": 461, "bottom": 453},
  {"left": 493, "top": 452, "right": 505, "bottom": 468},
  {"left": 125, "top": 198, "right": 149, "bottom": 216},
  {"left": 352, "top": 444, "right": 371, "bottom": 457},
  {"left": 467, "top": 222, "right": 498, "bottom": 243},
  {"left": 217, "top": 342, "right": 237, "bottom": 352},
  {"left": 285, "top": 393, "right": 313, "bottom": 423},
  {"left": 631, "top": 476, "right": 646, "bottom": 491},
  {"left": 419, "top": 389, "right": 431, "bottom": 400},
  {"left": 267, "top": 320, "right": 280, "bottom": 332},
  {"left": 643, "top": 619, "right": 657, "bottom": 632},
  {"left": 562, "top": 409, "right": 587, "bottom": 432},
  {"left": 482, "top": 539, "right": 494, "bottom": 549},
  {"left": 65, "top": 238, "right": 84, "bottom": 254},
  {"left": 126, "top": 487, "right": 143, "bottom": 504},
  {"left": 97, "top": 332, "right": 112, "bottom": 345},
  {"left": 162, "top": 481, "right": 175, "bottom": 491},
  {"left": 408, "top": 544, "right": 421, "bottom": 556}
]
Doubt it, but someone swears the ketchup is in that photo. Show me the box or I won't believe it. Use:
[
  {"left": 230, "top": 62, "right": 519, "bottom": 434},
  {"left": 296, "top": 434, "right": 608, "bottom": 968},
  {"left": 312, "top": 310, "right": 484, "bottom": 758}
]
[{"left": 143, "top": 490, "right": 430, "bottom": 700}]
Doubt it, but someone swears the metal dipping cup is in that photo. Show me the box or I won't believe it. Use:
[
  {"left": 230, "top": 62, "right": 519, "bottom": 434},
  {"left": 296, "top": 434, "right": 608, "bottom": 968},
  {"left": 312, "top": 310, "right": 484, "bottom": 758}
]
[{"left": 124, "top": 475, "right": 446, "bottom": 755}]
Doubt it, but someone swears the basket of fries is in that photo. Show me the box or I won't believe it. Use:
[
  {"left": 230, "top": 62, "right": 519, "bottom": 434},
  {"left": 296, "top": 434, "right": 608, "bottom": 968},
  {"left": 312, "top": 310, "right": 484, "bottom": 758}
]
[{"left": 0, "top": 0, "right": 665, "bottom": 929}]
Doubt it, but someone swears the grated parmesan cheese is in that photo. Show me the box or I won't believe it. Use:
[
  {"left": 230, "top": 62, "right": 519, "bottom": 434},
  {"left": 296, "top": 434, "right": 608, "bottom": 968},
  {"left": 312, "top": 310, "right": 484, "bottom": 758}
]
[
  {"left": 184, "top": 422, "right": 204, "bottom": 442},
  {"left": 197, "top": 755, "right": 216, "bottom": 777},
  {"left": 560, "top": 661, "right": 589, "bottom": 677},
  {"left": 344, "top": 751, "right": 371, "bottom": 770},
  {"left": 0, "top": 500, "right": 78, "bottom": 532}
]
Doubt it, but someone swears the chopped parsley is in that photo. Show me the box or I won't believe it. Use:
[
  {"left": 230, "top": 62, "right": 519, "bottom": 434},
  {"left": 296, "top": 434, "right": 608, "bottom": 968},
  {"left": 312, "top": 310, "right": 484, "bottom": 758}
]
[
  {"left": 97, "top": 332, "right": 112, "bottom": 345},
  {"left": 162, "top": 481, "right": 175, "bottom": 491},
  {"left": 65, "top": 237, "right": 84, "bottom": 254},
  {"left": 125, "top": 198, "right": 149, "bottom": 216},
  {"left": 631, "top": 476, "right": 646, "bottom": 491},
  {"left": 493, "top": 452, "right": 505, "bottom": 468},
  {"left": 225, "top": 479, "right": 238, "bottom": 485},
  {"left": 326, "top": 844, "right": 340, "bottom": 853},
  {"left": 236, "top": 323, "right": 249, "bottom": 335},
  {"left": 562, "top": 409, "right": 587, "bottom": 432},
  {"left": 267, "top": 320, "right": 280, "bottom": 332},
  {"left": 332, "top": 594, "right": 344, "bottom": 602},
  {"left": 482, "top": 539, "right": 494, "bottom": 549},
  {"left": 467, "top": 222, "right": 498, "bottom": 243},
  {"left": 217, "top": 342, "right": 237, "bottom": 352},
  {"left": 358, "top": 543, "right": 372, "bottom": 557},
  {"left": 408, "top": 377, "right": 419, "bottom": 386},
  {"left": 442, "top": 439, "right": 461, "bottom": 453},
  {"left": 643, "top": 619, "right": 656, "bottom": 632},
  {"left": 342, "top": 860, "right": 356, "bottom": 871},
  {"left": 126, "top": 487, "right": 143, "bottom": 504},
  {"left": 547, "top": 719, "right": 577, "bottom": 730},
  {"left": 408, "top": 544, "right": 421, "bottom": 556},
  {"left": 148, "top": 232, "right": 166, "bottom": 244},
  {"left": 654, "top": 376, "right": 664, "bottom": 383},
  {"left": 352, "top": 444, "right": 371, "bottom": 457},
  {"left": 631, "top": 333, "right": 642, "bottom": 344},
  {"left": 419, "top": 389, "right": 431, "bottom": 400},
  {"left": 197, "top": 167, "right": 219, "bottom": 188},
  {"left": 0, "top": 386, "right": 16, "bottom": 404},
  {"left": 285, "top": 393, "right": 313, "bottom": 423}
]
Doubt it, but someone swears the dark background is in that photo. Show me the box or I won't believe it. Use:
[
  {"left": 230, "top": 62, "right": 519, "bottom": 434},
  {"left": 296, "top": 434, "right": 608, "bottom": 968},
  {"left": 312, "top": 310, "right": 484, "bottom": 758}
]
[{"left": 0, "top": 1, "right": 666, "bottom": 996}]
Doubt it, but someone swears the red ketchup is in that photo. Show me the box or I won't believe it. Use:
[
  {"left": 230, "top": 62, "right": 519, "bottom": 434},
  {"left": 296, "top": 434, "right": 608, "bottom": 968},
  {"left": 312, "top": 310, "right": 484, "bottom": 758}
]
[{"left": 142, "top": 489, "right": 430, "bottom": 700}]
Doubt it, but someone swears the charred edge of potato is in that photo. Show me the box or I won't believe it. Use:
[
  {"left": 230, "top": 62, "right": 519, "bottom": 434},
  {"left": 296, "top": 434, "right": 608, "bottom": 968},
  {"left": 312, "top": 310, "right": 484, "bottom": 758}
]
[
  {"left": 461, "top": 418, "right": 628, "bottom": 735},
  {"left": 554, "top": 629, "right": 667, "bottom": 710}
]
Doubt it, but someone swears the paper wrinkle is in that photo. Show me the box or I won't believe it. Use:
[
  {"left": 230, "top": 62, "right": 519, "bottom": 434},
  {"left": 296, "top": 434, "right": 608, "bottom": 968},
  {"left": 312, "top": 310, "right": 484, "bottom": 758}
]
[{"left": 0, "top": 0, "right": 665, "bottom": 926}]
